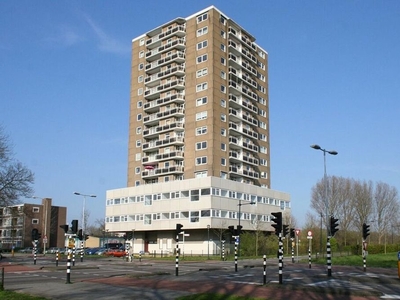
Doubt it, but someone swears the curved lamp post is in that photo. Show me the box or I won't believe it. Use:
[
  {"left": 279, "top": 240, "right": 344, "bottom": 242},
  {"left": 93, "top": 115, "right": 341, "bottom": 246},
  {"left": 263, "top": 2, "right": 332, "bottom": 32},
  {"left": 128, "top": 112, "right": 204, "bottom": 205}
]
[{"left": 73, "top": 192, "right": 96, "bottom": 247}]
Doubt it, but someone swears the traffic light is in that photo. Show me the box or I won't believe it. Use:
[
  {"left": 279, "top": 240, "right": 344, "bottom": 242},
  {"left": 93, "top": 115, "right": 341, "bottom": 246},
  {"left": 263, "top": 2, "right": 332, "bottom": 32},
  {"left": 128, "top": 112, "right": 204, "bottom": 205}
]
[
  {"left": 37, "top": 232, "right": 42, "bottom": 239},
  {"left": 228, "top": 226, "right": 235, "bottom": 234},
  {"left": 271, "top": 212, "right": 282, "bottom": 236},
  {"left": 330, "top": 216, "right": 339, "bottom": 237},
  {"left": 283, "top": 225, "right": 289, "bottom": 237},
  {"left": 290, "top": 228, "right": 295, "bottom": 239},
  {"left": 31, "top": 228, "right": 39, "bottom": 240},
  {"left": 84, "top": 234, "right": 89, "bottom": 240},
  {"left": 71, "top": 219, "right": 78, "bottom": 234},
  {"left": 77, "top": 229, "right": 83, "bottom": 240},
  {"left": 176, "top": 223, "right": 183, "bottom": 235},
  {"left": 126, "top": 231, "right": 133, "bottom": 240},
  {"left": 60, "top": 225, "right": 69, "bottom": 233},
  {"left": 123, "top": 234, "right": 127, "bottom": 241},
  {"left": 362, "top": 223, "right": 370, "bottom": 240},
  {"left": 237, "top": 225, "right": 243, "bottom": 235}
]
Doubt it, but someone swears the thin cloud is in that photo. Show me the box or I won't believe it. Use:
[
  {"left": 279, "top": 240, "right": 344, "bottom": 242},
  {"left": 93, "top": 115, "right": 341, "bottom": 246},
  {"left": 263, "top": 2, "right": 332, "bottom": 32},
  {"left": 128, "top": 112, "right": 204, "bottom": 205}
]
[
  {"left": 43, "top": 25, "right": 84, "bottom": 47},
  {"left": 82, "top": 13, "right": 130, "bottom": 55}
]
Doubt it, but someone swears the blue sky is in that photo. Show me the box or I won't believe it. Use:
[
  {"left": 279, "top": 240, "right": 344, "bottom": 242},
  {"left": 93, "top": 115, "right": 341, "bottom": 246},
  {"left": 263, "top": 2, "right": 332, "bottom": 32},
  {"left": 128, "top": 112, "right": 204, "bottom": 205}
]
[{"left": 1, "top": 1, "right": 399, "bottom": 228}]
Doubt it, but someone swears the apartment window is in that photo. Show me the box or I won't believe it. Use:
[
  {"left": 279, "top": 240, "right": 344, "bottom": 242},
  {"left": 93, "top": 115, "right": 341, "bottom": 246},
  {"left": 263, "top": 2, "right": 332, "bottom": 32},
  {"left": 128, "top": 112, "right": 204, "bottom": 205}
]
[
  {"left": 196, "top": 156, "right": 207, "bottom": 165},
  {"left": 195, "top": 171, "right": 208, "bottom": 178},
  {"left": 196, "top": 68, "right": 208, "bottom": 78},
  {"left": 196, "top": 96, "right": 207, "bottom": 106},
  {"left": 260, "top": 158, "right": 267, "bottom": 166},
  {"left": 135, "top": 153, "right": 141, "bottom": 161},
  {"left": 220, "top": 85, "right": 226, "bottom": 93},
  {"left": 221, "top": 57, "right": 226, "bottom": 65},
  {"left": 138, "top": 75, "right": 143, "bottom": 83},
  {"left": 32, "top": 207, "right": 39, "bottom": 213},
  {"left": 259, "top": 121, "right": 267, "bottom": 129},
  {"left": 136, "top": 127, "right": 142, "bottom": 134},
  {"left": 260, "top": 146, "right": 267, "bottom": 154},
  {"left": 221, "top": 143, "right": 226, "bottom": 151},
  {"left": 220, "top": 171, "right": 227, "bottom": 179},
  {"left": 221, "top": 128, "right": 226, "bottom": 136},
  {"left": 221, "top": 113, "right": 226, "bottom": 122},
  {"left": 32, "top": 219, "right": 39, "bottom": 224},
  {"left": 164, "top": 176, "right": 170, "bottom": 182},
  {"left": 137, "top": 101, "right": 142, "bottom": 108},
  {"left": 138, "top": 63, "right": 144, "bottom": 70},
  {"left": 135, "top": 181, "right": 140, "bottom": 186},
  {"left": 220, "top": 43, "right": 226, "bottom": 52},
  {"left": 259, "top": 133, "right": 267, "bottom": 141},
  {"left": 220, "top": 15, "right": 227, "bottom": 25},
  {"left": 196, "top": 126, "right": 207, "bottom": 135},
  {"left": 197, "top": 54, "right": 208, "bottom": 64},
  {"left": 197, "top": 26, "right": 208, "bottom": 37},
  {"left": 197, "top": 13, "right": 208, "bottom": 23},
  {"left": 138, "top": 88, "right": 143, "bottom": 96},
  {"left": 259, "top": 109, "right": 266, "bottom": 117},
  {"left": 139, "top": 51, "right": 144, "bottom": 58},
  {"left": 139, "top": 38, "right": 145, "bottom": 46},
  {"left": 220, "top": 71, "right": 226, "bottom": 79},
  {"left": 196, "top": 141, "right": 207, "bottom": 150},
  {"left": 135, "top": 167, "right": 140, "bottom": 174},
  {"left": 221, "top": 158, "right": 226, "bottom": 166},
  {"left": 136, "top": 140, "right": 141, "bottom": 147},
  {"left": 137, "top": 114, "right": 142, "bottom": 121},
  {"left": 220, "top": 99, "right": 226, "bottom": 107},
  {"left": 221, "top": 30, "right": 226, "bottom": 39},
  {"left": 196, "top": 111, "right": 208, "bottom": 121},
  {"left": 197, "top": 40, "right": 208, "bottom": 50},
  {"left": 196, "top": 82, "right": 208, "bottom": 92}
]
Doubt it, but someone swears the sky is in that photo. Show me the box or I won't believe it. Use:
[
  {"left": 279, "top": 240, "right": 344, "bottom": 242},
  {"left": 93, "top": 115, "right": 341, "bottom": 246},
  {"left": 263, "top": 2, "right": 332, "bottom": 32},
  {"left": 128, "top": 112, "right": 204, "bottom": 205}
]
[{"left": 1, "top": 1, "right": 400, "bottom": 228}]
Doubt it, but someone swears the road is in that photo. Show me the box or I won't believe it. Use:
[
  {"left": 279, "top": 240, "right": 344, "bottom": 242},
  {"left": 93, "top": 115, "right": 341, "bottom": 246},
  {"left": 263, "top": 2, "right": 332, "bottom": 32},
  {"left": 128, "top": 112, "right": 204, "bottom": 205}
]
[{"left": 1, "top": 254, "right": 400, "bottom": 299}]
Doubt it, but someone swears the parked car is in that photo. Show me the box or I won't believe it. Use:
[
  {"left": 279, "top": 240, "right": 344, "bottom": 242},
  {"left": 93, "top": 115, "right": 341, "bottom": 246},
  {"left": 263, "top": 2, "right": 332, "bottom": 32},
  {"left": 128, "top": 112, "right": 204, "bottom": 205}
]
[
  {"left": 104, "top": 249, "right": 126, "bottom": 257},
  {"left": 18, "top": 247, "right": 33, "bottom": 253},
  {"left": 46, "top": 247, "right": 62, "bottom": 254},
  {"left": 85, "top": 247, "right": 100, "bottom": 255},
  {"left": 95, "top": 248, "right": 107, "bottom": 255}
]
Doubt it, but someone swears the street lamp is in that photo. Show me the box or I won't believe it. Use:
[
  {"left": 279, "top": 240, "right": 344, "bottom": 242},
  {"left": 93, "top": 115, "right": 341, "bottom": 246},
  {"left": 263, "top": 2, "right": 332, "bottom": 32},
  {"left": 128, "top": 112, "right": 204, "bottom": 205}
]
[
  {"left": 32, "top": 196, "right": 51, "bottom": 254},
  {"left": 310, "top": 144, "right": 338, "bottom": 237},
  {"left": 73, "top": 192, "right": 96, "bottom": 248},
  {"left": 237, "top": 200, "right": 256, "bottom": 256},
  {"left": 207, "top": 225, "right": 210, "bottom": 259}
]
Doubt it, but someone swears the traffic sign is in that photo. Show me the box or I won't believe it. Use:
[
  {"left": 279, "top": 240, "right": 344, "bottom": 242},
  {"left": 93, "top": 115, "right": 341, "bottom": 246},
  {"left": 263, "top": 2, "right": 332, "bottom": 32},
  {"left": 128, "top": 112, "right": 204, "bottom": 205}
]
[
  {"left": 43, "top": 235, "right": 48, "bottom": 244},
  {"left": 307, "top": 230, "right": 312, "bottom": 237},
  {"left": 295, "top": 229, "right": 300, "bottom": 236}
]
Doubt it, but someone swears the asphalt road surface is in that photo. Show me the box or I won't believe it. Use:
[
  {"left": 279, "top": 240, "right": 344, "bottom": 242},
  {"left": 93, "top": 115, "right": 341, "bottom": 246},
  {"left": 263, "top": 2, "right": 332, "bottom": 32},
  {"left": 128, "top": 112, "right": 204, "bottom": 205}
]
[{"left": 1, "top": 254, "right": 400, "bottom": 300}]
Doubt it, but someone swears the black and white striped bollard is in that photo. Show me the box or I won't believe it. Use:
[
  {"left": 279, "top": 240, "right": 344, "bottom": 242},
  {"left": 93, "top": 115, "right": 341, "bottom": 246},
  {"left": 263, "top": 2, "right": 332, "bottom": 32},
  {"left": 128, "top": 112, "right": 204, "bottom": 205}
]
[
  {"left": 72, "top": 246, "right": 75, "bottom": 266},
  {"left": 327, "top": 237, "right": 332, "bottom": 276},
  {"left": 221, "top": 240, "right": 225, "bottom": 261},
  {"left": 309, "top": 247, "right": 311, "bottom": 269},
  {"left": 56, "top": 250, "right": 59, "bottom": 267},
  {"left": 66, "top": 250, "right": 71, "bottom": 284},
  {"left": 80, "top": 241, "right": 84, "bottom": 262},
  {"left": 175, "top": 234, "right": 179, "bottom": 276},
  {"left": 263, "top": 254, "right": 267, "bottom": 284},
  {"left": 33, "top": 241, "right": 37, "bottom": 265},
  {"left": 278, "top": 233, "right": 283, "bottom": 284},
  {"left": 234, "top": 237, "right": 238, "bottom": 272}
]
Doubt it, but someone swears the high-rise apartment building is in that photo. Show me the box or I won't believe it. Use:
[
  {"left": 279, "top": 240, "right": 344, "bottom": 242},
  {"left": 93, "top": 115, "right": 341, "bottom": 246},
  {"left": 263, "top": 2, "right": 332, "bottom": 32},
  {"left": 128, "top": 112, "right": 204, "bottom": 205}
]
[{"left": 106, "top": 6, "right": 290, "bottom": 255}]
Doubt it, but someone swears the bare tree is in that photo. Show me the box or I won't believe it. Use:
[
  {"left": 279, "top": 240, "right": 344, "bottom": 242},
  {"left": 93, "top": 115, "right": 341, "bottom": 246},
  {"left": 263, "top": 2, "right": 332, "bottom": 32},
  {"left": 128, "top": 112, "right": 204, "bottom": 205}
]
[
  {"left": 352, "top": 180, "right": 374, "bottom": 232},
  {"left": 373, "top": 182, "right": 399, "bottom": 244},
  {"left": 0, "top": 126, "right": 34, "bottom": 206}
]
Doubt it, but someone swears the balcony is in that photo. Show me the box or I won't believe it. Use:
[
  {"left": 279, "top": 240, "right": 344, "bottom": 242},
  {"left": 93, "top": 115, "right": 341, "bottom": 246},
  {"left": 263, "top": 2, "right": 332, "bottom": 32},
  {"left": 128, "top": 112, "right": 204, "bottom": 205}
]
[
  {"left": 143, "top": 107, "right": 184, "bottom": 125},
  {"left": 145, "top": 38, "right": 185, "bottom": 62},
  {"left": 228, "top": 94, "right": 258, "bottom": 114},
  {"left": 144, "top": 78, "right": 185, "bottom": 100},
  {"left": 228, "top": 108, "right": 258, "bottom": 127},
  {"left": 229, "top": 151, "right": 259, "bottom": 166},
  {"left": 146, "top": 24, "right": 186, "bottom": 49},
  {"left": 229, "top": 165, "right": 259, "bottom": 179},
  {"left": 143, "top": 92, "right": 185, "bottom": 113},
  {"left": 143, "top": 122, "right": 184, "bottom": 138},
  {"left": 142, "top": 165, "right": 184, "bottom": 179},
  {"left": 145, "top": 51, "right": 185, "bottom": 74},
  {"left": 145, "top": 64, "right": 185, "bottom": 88},
  {"left": 228, "top": 135, "right": 258, "bottom": 153},
  {"left": 142, "top": 135, "right": 184, "bottom": 151},
  {"left": 229, "top": 122, "right": 258, "bottom": 140},
  {"left": 142, "top": 150, "right": 184, "bottom": 165}
]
